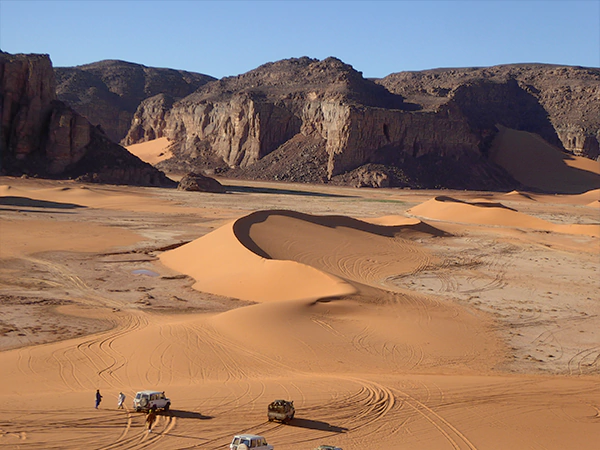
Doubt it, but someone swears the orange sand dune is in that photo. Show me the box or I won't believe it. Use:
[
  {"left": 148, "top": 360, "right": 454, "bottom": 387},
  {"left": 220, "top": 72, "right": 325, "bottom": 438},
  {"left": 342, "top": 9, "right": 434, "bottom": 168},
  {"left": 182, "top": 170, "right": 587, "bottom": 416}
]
[
  {"left": 0, "top": 182, "right": 178, "bottom": 212},
  {"left": 409, "top": 196, "right": 600, "bottom": 237},
  {"left": 502, "top": 190, "right": 538, "bottom": 202},
  {"left": 490, "top": 126, "right": 600, "bottom": 193},
  {"left": 159, "top": 214, "right": 356, "bottom": 303},
  {"left": 125, "top": 136, "right": 172, "bottom": 165},
  {"left": 502, "top": 188, "right": 600, "bottom": 207},
  {"left": 160, "top": 210, "right": 447, "bottom": 302}
]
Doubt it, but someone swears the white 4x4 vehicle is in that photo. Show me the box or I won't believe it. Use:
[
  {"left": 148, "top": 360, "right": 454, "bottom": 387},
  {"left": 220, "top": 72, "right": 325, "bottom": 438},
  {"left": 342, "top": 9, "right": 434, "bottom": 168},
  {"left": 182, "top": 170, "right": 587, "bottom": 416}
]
[
  {"left": 133, "top": 390, "right": 171, "bottom": 412},
  {"left": 230, "top": 434, "right": 273, "bottom": 450}
]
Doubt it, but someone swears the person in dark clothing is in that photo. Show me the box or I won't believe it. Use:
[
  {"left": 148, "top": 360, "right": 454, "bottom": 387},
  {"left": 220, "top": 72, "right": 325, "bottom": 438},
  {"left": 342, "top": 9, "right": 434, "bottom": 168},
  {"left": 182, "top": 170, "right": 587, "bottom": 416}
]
[
  {"left": 146, "top": 405, "right": 157, "bottom": 432},
  {"left": 95, "top": 389, "right": 103, "bottom": 409}
]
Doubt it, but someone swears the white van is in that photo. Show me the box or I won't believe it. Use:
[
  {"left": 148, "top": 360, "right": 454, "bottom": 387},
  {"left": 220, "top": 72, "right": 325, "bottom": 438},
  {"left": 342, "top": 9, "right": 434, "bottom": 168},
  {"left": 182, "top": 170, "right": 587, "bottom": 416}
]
[
  {"left": 230, "top": 434, "right": 274, "bottom": 450},
  {"left": 133, "top": 390, "right": 171, "bottom": 412}
]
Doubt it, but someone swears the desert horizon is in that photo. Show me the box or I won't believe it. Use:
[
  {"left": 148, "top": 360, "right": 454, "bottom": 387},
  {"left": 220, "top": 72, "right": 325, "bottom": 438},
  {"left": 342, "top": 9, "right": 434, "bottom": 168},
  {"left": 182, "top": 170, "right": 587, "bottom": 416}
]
[{"left": 1, "top": 127, "right": 599, "bottom": 449}]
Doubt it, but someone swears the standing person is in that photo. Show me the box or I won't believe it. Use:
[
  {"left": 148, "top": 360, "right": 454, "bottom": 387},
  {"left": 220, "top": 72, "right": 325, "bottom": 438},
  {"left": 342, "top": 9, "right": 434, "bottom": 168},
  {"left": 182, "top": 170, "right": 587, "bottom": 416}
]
[
  {"left": 95, "top": 389, "right": 103, "bottom": 409},
  {"left": 117, "top": 392, "right": 126, "bottom": 409},
  {"left": 146, "top": 405, "right": 157, "bottom": 432}
]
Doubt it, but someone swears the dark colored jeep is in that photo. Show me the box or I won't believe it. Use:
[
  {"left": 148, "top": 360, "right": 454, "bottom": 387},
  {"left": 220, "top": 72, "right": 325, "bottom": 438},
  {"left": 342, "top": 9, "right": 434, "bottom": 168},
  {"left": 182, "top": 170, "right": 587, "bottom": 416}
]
[{"left": 267, "top": 399, "right": 295, "bottom": 423}]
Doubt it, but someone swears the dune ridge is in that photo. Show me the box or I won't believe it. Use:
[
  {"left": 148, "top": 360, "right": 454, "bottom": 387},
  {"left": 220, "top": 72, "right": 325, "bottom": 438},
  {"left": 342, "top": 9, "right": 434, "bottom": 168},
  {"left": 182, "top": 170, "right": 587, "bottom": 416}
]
[
  {"left": 159, "top": 215, "right": 356, "bottom": 303},
  {"left": 409, "top": 196, "right": 600, "bottom": 237},
  {"left": 160, "top": 210, "right": 451, "bottom": 302}
]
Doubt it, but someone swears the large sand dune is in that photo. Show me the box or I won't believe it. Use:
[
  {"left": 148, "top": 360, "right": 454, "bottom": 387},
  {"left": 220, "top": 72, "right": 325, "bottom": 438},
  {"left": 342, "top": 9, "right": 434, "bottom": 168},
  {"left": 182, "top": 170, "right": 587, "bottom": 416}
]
[
  {"left": 125, "top": 137, "right": 173, "bottom": 166},
  {"left": 490, "top": 126, "right": 600, "bottom": 193},
  {"left": 0, "top": 176, "right": 599, "bottom": 449},
  {"left": 408, "top": 195, "right": 600, "bottom": 237}
]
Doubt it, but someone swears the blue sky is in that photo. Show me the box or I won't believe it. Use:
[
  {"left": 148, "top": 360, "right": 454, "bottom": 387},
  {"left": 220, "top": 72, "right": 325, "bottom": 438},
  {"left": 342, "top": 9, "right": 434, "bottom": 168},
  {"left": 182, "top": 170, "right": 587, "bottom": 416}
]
[{"left": 1, "top": 0, "right": 598, "bottom": 79}]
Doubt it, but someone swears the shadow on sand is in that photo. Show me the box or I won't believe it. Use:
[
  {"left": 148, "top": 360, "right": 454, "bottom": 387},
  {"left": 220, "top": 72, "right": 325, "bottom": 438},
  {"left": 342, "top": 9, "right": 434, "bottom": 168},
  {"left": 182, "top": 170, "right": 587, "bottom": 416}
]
[
  {"left": 224, "top": 185, "right": 355, "bottom": 199},
  {"left": 286, "top": 417, "right": 348, "bottom": 433},
  {"left": 162, "top": 409, "right": 213, "bottom": 420},
  {"left": 0, "top": 196, "right": 85, "bottom": 209}
]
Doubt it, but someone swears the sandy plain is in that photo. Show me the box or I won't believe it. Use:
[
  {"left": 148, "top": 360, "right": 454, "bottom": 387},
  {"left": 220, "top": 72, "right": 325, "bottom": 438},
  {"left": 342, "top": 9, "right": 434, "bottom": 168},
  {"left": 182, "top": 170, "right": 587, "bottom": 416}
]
[{"left": 1, "top": 131, "right": 599, "bottom": 450}]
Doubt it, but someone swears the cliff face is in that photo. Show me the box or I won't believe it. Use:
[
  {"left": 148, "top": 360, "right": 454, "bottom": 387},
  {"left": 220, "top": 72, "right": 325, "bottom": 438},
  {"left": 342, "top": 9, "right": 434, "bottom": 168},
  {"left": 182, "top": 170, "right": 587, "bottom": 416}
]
[
  {"left": 378, "top": 64, "right": 600, "bottom": 159},
  {"left": 123, "top": 58, "right": 598, "bottom": 191},
  {"left": 55, "top": 60, "right": 215, "bottom": 143},
  {"left": 0, "top": 52, "right": 175, "bottom": 187},
  {"left": 1, "top": 53, "right": 56, "bottom": 163}
]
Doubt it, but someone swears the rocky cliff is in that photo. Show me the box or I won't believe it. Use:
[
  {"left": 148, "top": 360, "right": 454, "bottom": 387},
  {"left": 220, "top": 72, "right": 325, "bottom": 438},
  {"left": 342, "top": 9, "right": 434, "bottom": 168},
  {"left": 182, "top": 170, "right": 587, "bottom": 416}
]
[
  {"left": 55, "top": 60, "right": 215, "bottom": 143},
  {"left": 0, "top": 51, "right": 175, "bottom": 187},
  {"left": 378, "top": 64, "right": 600, "bottom": 159},
  {"left": 120, "top": 57, "right": 599, "bottom": 191}
]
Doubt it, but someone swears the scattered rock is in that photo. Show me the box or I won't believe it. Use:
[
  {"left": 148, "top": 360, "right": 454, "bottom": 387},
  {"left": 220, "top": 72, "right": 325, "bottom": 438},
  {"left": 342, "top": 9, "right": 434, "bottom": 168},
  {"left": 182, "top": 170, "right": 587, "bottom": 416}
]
[{"left": 177, "top": 172, "right": 226, "bottom": 193}]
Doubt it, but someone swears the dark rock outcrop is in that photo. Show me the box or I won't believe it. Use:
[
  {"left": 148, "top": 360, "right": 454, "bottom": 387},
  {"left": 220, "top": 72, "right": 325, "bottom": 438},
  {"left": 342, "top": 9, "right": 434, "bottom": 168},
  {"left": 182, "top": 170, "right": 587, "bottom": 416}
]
[
  {"left": 121, "top": 58, "right": 599, "bottom": 192},
  {"left": 378, "top": 64, "right": 600, "bottom": 159},
  {"left": 55, "top": 60, "right": 215, "bottom": 143},
  {"left": 0, "top": 51, "right": 175, "bottom": 187},
  {"left": 177, "top": 172, "right": 225, "bottom": 193}
]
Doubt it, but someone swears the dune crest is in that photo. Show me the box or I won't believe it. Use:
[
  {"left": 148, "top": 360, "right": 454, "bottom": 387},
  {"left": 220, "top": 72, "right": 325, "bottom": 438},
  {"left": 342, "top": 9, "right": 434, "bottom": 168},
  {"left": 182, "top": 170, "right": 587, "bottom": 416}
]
[
  {"left": 159, "top": 216, "right": 356, "bottom": 303},
  {"left": 160, "top": 210, "right": 447, "bottom": 302},
  {"left": 409, "top": 196, "right": 599, "bottom": 237}
]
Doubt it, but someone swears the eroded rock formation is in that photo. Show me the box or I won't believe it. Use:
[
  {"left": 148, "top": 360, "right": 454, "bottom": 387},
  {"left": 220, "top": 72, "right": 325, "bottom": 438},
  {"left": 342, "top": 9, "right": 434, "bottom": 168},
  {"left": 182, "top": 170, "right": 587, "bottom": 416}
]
[
  {"left": 378, "top": 64, "right": 600, "bottom": 159},
  {"left": 55, "top": 60, "right": 215, "bottom": 143},
  {"left": 119, "top": 58, "right": 599, "bottom": 191},
  {"left": 0, "top": 51, "right": 175, "bottom": 187}
]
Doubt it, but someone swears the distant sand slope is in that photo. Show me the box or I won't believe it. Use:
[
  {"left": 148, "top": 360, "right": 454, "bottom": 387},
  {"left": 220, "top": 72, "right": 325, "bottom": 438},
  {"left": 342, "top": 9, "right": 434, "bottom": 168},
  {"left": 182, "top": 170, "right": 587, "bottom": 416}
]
[
  {"left": 409, "top": 196, "right": 600, "bottom": 237},
  {"left": 490, "top": 126, "right": 600, "bottom": 193},
  {"left": 125, "top": 136, "right": 172, "bottom": 165},
  {"left": 160, "top": 210, "right": 447, "bottom": 302},
  {"left": 0, "top": 183, "right": 176, "bottom": 212},
  {"left": 502, "top": 188, "right": 600, "bottom": 206}
]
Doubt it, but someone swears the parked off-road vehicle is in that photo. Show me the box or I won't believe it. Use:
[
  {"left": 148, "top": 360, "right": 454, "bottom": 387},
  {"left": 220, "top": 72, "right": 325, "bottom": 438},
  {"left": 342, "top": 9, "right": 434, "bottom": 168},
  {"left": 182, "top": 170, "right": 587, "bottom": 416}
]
[
  {"left": 230, "top": 434, "right": 273, "bottom": 450},
  {"left": 267, "top": 399, "right": 295, "bottom": 423},
  {"left": 133, "top": 390, "right": 171, "bottom": 412}
]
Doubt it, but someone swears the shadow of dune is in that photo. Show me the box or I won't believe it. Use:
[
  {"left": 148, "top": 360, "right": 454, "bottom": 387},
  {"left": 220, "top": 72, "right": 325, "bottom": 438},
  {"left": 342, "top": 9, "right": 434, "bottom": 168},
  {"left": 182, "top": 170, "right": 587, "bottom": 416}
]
[
  {"left": 286, "top": 417, "right": 348, "bottom": 433},
  {"left": 224, "top": 185, "right": 355, "bottom": 199},
  {"left": 0, "top": 207, "right": 77, "bottom": 214},
  {"left": 0, "top": 196, "right": 85, "bottom": 209},
  {"left": 233, "top": 209, "right": 450, "bottom": 259},
  {"left": 435, "top": 195, "right": 518, "bottom": 211},
  {"left": 163, "top": 409, "right": 212, "bottom": 420}
]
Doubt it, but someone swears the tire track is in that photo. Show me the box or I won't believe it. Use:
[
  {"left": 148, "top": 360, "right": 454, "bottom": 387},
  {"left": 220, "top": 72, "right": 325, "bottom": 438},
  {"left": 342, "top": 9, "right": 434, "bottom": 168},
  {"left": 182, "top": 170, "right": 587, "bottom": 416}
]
[{"left": 390, "top": 386, "right": 478, "bottom": 450}]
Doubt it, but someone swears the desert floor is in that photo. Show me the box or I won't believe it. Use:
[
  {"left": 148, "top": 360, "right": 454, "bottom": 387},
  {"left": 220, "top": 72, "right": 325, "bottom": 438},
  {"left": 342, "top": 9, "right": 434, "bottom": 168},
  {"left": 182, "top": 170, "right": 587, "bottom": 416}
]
[{"left": 0, "top": 175, "right": 599, "bottom": 450}]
